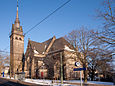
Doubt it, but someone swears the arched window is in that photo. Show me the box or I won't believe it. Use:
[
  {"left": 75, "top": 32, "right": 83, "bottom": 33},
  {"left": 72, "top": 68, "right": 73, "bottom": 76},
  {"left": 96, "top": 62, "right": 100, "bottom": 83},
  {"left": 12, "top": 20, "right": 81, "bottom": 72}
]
[
  {"left": 19, "top": 38, "right": 22, "bottom": 40},
  {"left": 15, "top": 37, "right": 18, "bottom": 40}
]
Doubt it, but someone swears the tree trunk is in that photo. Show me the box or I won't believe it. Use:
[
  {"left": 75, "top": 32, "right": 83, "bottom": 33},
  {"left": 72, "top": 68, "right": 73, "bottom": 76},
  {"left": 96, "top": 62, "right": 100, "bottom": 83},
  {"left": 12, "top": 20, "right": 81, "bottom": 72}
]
[
  {"left": 84, "top": 69, "right": 88, "bottom": 82},
  {"left": 84, "top": 54, "right": 88, "bottom": 83},
  {"left": 91, "top": 70, "right": 95, "bottom": 81},
  {"left": 83, "top": 62, "right": 87, "bottom": 82}
]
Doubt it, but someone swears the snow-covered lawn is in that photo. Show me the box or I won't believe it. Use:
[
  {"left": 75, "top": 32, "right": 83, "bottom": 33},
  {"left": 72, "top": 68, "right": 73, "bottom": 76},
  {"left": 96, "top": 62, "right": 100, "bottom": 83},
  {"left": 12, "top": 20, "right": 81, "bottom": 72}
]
[
  {"left": 2, "top": 76, "right": 14, "bottom": 80},
  {"left": 24, "top": 79, "right": 114, "bottom": 86},
  {"left": 87, "top": 81, "right": 114, "bottom": 85},
  {"left": 64, "top": 80, "right": 114, "bottom": 85},
  {"left": 2, "top": 76, "right": 114, "bottom": 86},
  {"left": 24, "top": 79, "right": 75, "bottom": 86}
]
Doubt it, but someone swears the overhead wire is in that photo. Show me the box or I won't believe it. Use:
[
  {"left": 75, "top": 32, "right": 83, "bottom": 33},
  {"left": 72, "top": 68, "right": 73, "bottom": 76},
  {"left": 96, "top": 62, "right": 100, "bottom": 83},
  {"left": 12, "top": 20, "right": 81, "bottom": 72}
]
[
  {"left": 24, "top": 0, "right": 71, "bottom": 36},
  {"left": 2, "top": 0, "right": 72, "bottom": 54}
]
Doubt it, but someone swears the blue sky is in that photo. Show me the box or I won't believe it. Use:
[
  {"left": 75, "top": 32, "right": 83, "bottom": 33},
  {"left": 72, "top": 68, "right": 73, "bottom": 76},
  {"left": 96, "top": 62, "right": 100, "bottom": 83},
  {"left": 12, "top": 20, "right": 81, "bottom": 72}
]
[{"left": 0, "top": 0, "right": 104, "bottom": 53}]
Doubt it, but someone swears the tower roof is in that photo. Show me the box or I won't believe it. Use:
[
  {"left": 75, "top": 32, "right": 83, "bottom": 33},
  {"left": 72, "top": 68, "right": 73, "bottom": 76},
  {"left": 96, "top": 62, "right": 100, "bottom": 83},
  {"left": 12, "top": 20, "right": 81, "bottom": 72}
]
[
  {"left": 10, "top": 0, "right": 23, "bottom": 37},
  {"left": 15, "top": 0, "right": 20, "bottom": 28}
]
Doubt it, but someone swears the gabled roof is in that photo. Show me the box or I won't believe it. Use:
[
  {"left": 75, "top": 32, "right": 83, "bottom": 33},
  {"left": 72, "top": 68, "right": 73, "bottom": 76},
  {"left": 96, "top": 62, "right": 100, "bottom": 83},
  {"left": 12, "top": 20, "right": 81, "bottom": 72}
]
[
  {"left": 49, "top": 37, "right": 73, "bottom": 51},
  {"left": 29, "top": 37, "right": 52, "bottom": 54},
  {"left": 26, "top": 36, "right": 73, "bottom": 54}
]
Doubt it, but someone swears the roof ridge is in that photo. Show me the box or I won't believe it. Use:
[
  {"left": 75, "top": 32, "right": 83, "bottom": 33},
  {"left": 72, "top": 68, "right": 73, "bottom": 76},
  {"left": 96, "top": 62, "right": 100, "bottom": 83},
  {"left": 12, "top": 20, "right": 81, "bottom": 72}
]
[
  {"left": 42, "top": 37, "right": 53, "bottom": 43},
  {"left": 29, "top": 40, "right": 40, "bottom": 44}
]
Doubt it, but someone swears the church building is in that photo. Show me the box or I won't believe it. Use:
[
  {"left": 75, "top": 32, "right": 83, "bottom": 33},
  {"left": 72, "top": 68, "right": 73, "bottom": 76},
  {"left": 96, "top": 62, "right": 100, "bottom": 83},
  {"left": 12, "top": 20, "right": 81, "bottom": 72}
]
[
  {"left": 10, "top": 0, "right": 83, "bottom": 80},
  {"left": 24, "top": 36, "right": 83, "bottom": 80}
]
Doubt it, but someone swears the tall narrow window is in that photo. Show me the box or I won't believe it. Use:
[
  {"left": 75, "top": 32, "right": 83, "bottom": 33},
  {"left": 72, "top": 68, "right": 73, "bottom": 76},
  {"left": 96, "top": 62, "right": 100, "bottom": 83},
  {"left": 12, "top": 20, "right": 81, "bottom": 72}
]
[
  {"left": 15, "top": 37, "right": 18, "bottom": 40},
  {"left": 19, "top": 38, "right": 22, "bottom": 40}
]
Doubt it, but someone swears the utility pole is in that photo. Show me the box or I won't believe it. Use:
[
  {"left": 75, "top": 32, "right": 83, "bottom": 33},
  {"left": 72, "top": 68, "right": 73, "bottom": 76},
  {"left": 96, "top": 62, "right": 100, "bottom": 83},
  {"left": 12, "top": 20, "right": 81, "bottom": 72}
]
[
  {"left": 60, "top": 52, "right": 63, "bottom": 84},
  {"left": 10, "top": 65, "right": 11, "bottom": 78}
]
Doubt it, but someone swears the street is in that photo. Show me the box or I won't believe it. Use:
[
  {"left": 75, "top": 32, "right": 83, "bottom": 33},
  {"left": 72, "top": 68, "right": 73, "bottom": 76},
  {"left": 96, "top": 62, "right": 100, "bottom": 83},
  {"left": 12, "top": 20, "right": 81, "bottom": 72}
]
[{"left": 0, "top": 78, "right": 48, "bottom": 86}]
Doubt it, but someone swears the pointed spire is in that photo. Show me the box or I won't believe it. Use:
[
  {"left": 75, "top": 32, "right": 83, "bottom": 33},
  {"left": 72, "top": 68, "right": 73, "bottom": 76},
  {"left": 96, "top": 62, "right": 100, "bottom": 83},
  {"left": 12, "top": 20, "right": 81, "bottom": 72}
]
[
  {"left": 16, "top": 0, "right": 19, "bottom": 19},
  {"left": 15, "top": 0, "right": 20, "bottom": 28}
]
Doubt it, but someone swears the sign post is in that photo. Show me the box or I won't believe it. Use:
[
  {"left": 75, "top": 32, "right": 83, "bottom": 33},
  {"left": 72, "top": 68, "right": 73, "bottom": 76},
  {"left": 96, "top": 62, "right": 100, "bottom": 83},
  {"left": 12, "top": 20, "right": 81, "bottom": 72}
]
[
  {"left": 74, "top": 62, "right": 86, "bottom": 86},
  {"left": 80, "top": 71, "right": 82, "bottom": 86}
]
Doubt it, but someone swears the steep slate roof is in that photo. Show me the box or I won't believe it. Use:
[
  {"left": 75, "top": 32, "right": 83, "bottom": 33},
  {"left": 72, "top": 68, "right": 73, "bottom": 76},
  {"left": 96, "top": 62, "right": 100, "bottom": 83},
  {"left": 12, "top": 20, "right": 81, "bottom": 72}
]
[
  {"left": 49, "top": 37, "right": 73, "bottom": 51},
  {"left": 28, "top": 37, "right": 73, "bottom": 54},
  {"left": 29, "top": 38, "right": 52, "bottom": 54}
]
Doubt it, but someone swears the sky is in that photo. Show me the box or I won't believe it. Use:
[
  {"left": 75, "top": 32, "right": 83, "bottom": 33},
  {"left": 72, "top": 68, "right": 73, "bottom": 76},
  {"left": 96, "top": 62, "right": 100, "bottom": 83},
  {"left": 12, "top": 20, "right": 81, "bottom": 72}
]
[{"left": 0, "top": 0, "right": 104, "bottom": 53}]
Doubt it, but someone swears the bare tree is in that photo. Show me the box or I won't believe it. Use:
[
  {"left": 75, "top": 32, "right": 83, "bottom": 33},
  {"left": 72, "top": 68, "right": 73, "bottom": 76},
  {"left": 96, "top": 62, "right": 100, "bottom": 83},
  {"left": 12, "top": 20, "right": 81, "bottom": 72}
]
[
  {"left": 0, "top": 54, "right": 4, "bottom": 75},
  {"left": 96, "top": 0, "right": 115, "bottom": 47},
  {"left": 88, "top": 46, "right": 113, "bottom": 81},
  {"left": 65, "top": 27, "right": 96, "bottom": 82},
  {"left": 96, "top": 0, "right": 115, "bottom": 81},
  {"left": 65, "top": 26, "right": 113, "bottom": 82},
  {"left": 0, "top": 52, "right": 10, "bottom": 75}
]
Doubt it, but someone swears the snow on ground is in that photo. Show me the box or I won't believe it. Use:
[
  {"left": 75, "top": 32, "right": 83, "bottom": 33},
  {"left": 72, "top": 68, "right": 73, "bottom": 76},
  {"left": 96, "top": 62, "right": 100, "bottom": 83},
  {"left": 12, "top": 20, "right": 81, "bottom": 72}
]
[
  {"left": 2, "top": 76, "right": 114, "bottom": 86},
  {"left": 87, "top": 81, "right": 114, "bottom": 85},
  {"left": 24, "top": 79, "right": 114, "bottom": 86},
  {"left": 2, "top": 76, "right": 14, "bottom": 80},
  {"left": 65, "top": 80, "right": 114, "bottom": 85},
  {"left": 24, "top": 79, "right": 76, "bottom": 86}
]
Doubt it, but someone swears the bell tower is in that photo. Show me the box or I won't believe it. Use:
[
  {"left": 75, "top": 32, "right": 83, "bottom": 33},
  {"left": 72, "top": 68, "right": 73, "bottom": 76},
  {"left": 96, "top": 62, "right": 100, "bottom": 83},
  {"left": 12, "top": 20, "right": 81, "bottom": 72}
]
[{"left": 10, "top": 0, "right": 24, "bottom": 76}]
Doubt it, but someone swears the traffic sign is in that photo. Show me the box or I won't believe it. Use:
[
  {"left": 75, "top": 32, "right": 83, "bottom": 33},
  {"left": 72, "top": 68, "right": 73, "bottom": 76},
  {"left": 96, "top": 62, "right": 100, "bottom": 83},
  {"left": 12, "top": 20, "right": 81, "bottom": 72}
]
[
  {"left": 73, "top": 68, "right": 86, "bottom": 71},
  {"left": 75, "top": 62, "right": 80, "bottom": 67}
]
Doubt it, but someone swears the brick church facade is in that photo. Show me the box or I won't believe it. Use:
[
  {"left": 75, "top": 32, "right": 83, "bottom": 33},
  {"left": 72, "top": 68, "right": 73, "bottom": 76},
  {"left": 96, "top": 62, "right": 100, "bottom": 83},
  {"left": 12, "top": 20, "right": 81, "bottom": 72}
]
[
  {"left": 10, "top": 1, "right": 83, "bottom": 79},
  {"left": 24, "top": 36, "right": 83, "bottom": 80}
]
